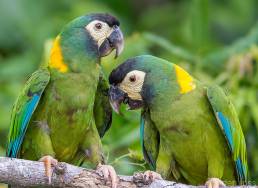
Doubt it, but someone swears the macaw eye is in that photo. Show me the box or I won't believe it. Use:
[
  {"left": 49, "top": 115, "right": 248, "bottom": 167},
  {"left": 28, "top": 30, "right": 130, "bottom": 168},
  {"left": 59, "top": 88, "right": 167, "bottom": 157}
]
[
  {"left": 95, "top": 23, "right": 102, "bottom": 30},
  {"left": 129, "top": 75, "right": 136, "bottom": 82}
]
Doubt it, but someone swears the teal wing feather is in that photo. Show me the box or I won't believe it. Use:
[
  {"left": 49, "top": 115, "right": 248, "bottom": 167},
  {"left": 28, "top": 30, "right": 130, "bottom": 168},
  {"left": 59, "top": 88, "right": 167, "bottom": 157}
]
[
  {"left": 141, "top": 111, "right": 159, "bottom": 170},
  {"left": 94, "top": 72, "right": 112, "bottom": 138},
  {"left": 206, "top": 85, "right": 248, "bottom": 184},
  {"left": 6, "top": 68, "right": 50, "bottom": 157}
]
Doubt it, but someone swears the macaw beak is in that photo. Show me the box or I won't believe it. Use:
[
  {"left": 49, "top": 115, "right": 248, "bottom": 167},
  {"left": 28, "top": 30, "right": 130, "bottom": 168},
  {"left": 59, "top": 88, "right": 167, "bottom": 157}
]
[
  {"left": 109, "top": 84, "right": 144, "bottom": 114},
  {"left": 108, "top": 85, "right": 126, "bottom": 114},
  {"left": 99, "top": 25, "right": 124, "bottom": 58}
]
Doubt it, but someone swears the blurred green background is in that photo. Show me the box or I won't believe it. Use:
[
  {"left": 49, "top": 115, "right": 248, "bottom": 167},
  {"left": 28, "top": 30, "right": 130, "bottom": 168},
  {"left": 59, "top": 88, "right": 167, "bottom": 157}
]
[{"left": 0, "top": 0, "right": 258, "bottom": 186}]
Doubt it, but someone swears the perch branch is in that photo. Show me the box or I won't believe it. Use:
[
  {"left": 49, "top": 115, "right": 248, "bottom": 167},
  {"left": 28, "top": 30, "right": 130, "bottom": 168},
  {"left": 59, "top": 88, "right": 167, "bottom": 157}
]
[{"left": 0, "top": 157, "right": 255, "bottom": 188}]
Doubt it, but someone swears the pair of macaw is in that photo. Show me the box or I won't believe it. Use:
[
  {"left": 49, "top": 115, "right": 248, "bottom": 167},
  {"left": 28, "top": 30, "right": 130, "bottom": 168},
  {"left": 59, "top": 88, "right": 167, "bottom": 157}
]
[{"left": 6, "top": 13, "right": 248, "bottom": 188}]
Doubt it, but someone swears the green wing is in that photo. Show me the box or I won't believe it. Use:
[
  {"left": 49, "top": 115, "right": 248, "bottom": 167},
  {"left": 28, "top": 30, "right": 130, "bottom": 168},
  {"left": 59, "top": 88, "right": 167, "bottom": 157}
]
[
  {"left": 94, "top": 72, "right": 112, "bottom": 138},
  {"left": 141, "top": 110, "right": 159, "bottom": 170},
  {"left": 6, "top": 68, "right": 50, "bottom": 157},
  {"left": 206, "top": 85, "right": 248, "bottom": 184}
]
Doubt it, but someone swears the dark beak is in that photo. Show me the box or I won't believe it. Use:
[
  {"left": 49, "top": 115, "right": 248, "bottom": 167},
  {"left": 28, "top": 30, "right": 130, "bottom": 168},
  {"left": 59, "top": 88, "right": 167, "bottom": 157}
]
[
  {"left": 99, "top": 25, "right": 124, "bottom": 58},
  {"left": 108, "top": 85, "right": 126, "bottom": 114}
]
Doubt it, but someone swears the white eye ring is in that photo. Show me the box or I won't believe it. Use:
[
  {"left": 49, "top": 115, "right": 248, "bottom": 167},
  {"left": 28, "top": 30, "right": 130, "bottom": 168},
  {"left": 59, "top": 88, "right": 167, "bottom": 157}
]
[
  {"left": 129, "top": 75, "right": 136, "bottom": 82},
  {"left": 94, "top": 23, "right": 102, "bottom": 30}
]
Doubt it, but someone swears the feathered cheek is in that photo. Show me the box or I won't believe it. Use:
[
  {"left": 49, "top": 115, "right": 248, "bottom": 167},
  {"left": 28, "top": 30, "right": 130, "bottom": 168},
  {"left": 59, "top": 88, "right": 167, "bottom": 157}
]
[
  {"left": 97, "top": 32, "right": 109, "bottom": 46},
  {"left": 119, "top": 83, "right": 143, "bottom": 101}
]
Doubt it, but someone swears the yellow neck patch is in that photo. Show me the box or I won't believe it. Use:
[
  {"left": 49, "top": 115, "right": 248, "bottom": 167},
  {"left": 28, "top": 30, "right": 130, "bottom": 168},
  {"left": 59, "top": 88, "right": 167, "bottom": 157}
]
[
  {"left": 49, "top": 35, "right": 68, "bottom": 73},
  {"left": 174, "top": 64, "right": 196, "bottom": 94}
]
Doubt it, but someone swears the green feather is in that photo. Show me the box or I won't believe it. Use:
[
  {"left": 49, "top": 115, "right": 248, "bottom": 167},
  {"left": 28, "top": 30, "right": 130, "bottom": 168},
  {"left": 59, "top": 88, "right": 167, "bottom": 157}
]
[
  {"left": 6, "top": 14, "right": 116, "bottom": 169},
  {"left": 94, "top": 71, "right": 112, "bottom": 138},
  {"left": 7, "top": 68, "right": 50, "bottom": 157},
  {"left": 207, "top": 85, "right": 248, "bottom": 184},
  {"left": 110, "top": 55, "right": 248, "bottom": 185}
]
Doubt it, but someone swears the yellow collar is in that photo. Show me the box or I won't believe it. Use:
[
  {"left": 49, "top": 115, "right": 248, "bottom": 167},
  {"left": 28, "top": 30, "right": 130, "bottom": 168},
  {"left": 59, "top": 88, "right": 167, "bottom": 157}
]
[
  {"left": 49, "top": 36, "right": 68, "bottom": 73},
  {"left": 174, "top": 64, "right": 196, "bottom": 94}
]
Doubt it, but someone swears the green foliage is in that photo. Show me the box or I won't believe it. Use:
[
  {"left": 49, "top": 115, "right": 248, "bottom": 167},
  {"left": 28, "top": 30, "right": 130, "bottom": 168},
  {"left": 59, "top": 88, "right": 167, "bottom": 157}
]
[{"left": 0, "top": 0, "right": 258, "bottom": 182}]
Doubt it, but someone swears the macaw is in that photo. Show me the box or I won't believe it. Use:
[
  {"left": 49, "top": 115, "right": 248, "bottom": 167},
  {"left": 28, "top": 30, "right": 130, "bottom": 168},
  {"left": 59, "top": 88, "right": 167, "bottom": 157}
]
[
  {"left": 108, "top": 55, "right": 248, "bottom": 188},
  {"left": 6, "top": 13, "right": 124, "bottom": 187}
]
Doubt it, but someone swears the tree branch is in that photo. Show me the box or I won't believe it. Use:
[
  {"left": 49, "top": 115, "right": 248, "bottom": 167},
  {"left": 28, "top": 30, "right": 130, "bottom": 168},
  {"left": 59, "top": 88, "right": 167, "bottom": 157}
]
[{"left": 0, "top": 157, "right": 254, "bottom": 188}]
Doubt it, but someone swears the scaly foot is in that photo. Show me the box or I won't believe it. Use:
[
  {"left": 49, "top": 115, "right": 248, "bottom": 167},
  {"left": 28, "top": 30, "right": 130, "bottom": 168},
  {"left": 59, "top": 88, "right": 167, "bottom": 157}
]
[
  {"left": 133, "top": 170, "right": 162, "bottom": 184},
  {"left": 205, "top": 178, "right": 225, "bottom": 188},
  {"left": 96, "top": 163, "right": 118, "bottom": 188},
  {"left": 39, "top": 155, "right": 58, "bottom": 184},
  {"left": 143, "top": 170, "right": 162, "bottom": 183}
]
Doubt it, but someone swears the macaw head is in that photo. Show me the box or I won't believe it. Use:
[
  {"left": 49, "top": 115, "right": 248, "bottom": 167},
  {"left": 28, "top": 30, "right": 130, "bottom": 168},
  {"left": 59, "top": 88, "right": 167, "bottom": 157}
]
[
  {"left": 108, "top": 55, "right": 196, "bottom": 113},
  {"left": 49, "top": 13, "right": 124, "bottom": 72}
]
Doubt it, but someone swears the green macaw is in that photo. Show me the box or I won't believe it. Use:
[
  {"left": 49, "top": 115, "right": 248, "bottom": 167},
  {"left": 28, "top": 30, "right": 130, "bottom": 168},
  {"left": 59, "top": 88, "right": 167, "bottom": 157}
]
[
  {"left": 108, "top": 55, "right": 248, "bottom": 188},
  {"left": 6, "top": 13, "right": 124, "bottom": 186}
]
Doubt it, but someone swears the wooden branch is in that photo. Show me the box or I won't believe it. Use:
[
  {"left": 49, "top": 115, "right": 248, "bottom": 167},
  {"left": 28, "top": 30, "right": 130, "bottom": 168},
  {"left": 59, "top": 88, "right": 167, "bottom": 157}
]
[{"left": 0, "top": 157, "right": 255, "bottom": 188}]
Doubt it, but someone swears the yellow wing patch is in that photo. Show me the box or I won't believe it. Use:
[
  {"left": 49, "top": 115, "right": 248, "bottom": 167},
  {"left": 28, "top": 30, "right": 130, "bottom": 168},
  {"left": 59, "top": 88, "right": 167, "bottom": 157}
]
[
  {"left": 174, "top": 64, "right": 196, "bottom": 94},
  {"left": 49, "top": 35, "right": 68, "bottom": 73}
]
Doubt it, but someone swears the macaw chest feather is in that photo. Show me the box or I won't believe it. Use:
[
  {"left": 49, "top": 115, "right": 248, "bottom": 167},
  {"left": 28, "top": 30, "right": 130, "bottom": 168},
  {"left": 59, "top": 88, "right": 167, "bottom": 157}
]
[
  {"left": 47, "top": 72, "right": 99, "bottom": 109},
  {"left": 27, "top": 75, "right": 99, "bottom": 161}
]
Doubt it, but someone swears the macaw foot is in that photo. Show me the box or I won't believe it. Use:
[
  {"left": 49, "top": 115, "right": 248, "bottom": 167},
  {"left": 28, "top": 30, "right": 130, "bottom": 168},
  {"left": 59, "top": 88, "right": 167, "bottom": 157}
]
[
  {"left": 143, "top": 170, "right": 162, "bottom": 183},
  {"left": 39, "top": 155, "right": 58, "bottom": 184},
  {"left": 205, "top": 178, "right": 225, "bottom": 188},
  {"left": 96, "top": 163, "right": 118, "bottom": 188},
  {"left": 133, "top": 170, "right": 162, "bottom": 185}
]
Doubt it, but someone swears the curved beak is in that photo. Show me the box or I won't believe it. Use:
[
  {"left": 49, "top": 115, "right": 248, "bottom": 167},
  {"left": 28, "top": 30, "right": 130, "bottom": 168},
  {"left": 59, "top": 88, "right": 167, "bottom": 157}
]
[
  {"left": 99, "top": 25, "right": 124, "bottom": 58},
  {"left": 108, "top": 85, "right": 126, "bottom": 114}
]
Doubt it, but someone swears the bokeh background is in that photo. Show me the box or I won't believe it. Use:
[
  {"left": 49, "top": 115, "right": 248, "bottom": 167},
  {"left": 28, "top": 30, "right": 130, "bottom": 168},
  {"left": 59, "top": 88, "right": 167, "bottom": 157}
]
[{"left": 1, "top": 0, "right": 258, "bottom": 186}]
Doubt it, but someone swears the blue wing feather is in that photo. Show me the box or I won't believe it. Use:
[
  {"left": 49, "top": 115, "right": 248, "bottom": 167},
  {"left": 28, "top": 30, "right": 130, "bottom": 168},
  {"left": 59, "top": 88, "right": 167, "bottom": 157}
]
[
  {"left": 207, "top": 86, "right": 248, "bottom": 184},
  {"left": 6, "top": 69, "right": 50, "bottom": 158},
  {"left": 140, "top": 116, "right": 144, "bottom": 148},
  {"left": 140, "top": 116, "right": 156, "bottom": 170},
  {"left": 217, "top": 112, "right": 246, "bottom": 182},
  {"left": 7, "top": 95, "right": 40, "bottom": 157},
  {"left": 236, "top": 158, "right": 244, "bottom": 180},
  {"left": 217, "top": 112, "right": 233, "bottom": 151}
]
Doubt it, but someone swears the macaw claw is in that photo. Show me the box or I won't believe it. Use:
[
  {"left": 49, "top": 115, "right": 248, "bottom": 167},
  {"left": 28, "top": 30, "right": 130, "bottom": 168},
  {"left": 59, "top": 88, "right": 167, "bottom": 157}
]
[
  {"left": 205, "top": 177, "right": 225, "bottom": 188},
  {"left": 39, "top": 155, "right": 58, "bottom": 184},
  {"left": 133, "top": 170, "right": 162, "bottom": 185},
  {"left": 96, "top": 163, "right": 118, "bottom": 188}
]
